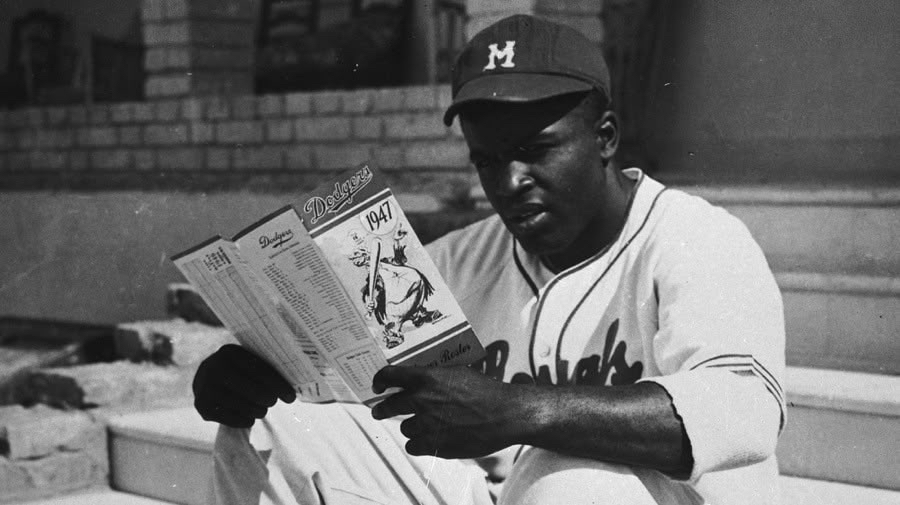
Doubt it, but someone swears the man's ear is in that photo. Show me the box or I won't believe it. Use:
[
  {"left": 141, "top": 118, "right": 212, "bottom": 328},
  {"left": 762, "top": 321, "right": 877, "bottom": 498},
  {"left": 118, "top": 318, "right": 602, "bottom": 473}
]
[{"left": 593, "top": 110, "right": 619, "bottom": 161}]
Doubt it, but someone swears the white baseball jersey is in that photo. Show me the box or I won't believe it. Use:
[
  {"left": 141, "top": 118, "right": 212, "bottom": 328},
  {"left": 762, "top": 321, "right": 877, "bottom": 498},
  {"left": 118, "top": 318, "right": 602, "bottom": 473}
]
[{"left": 426, "top": 169, "right": 786, "bottom": 505}]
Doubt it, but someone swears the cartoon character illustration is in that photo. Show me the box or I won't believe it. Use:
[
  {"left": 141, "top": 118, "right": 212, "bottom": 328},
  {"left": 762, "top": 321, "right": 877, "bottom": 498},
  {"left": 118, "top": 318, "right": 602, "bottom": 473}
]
[{"left": 349, "top": 226, "right": 442, "bottom": 349}]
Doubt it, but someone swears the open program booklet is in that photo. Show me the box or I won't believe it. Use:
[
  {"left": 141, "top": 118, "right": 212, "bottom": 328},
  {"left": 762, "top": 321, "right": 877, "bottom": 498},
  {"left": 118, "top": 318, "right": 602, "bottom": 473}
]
[{"left": 171, "top": 164, "right": 484, "bottom": 405}]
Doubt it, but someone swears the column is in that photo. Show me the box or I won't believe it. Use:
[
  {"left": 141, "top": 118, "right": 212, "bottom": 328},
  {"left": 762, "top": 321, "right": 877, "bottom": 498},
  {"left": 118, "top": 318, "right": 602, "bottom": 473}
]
[{"left": 140, "top": 0, "right": 258, "bottom": 98}]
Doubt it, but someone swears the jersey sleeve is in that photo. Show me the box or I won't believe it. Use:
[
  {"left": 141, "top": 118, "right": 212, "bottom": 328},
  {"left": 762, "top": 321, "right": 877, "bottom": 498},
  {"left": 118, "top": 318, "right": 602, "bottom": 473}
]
[{"left": 640, "top": 202, "right": 786, "bottom": 482}]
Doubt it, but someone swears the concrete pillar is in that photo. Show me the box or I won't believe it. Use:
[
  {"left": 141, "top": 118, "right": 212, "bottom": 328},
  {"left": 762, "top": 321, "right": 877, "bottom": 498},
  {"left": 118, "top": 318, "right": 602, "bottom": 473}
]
[
  {"left": 535, "top": 0, "right": 604, "bottom": 43},
  {"left": 140, "top": 0, "right": 257, "bottom": 98},
  {"left": 465, "top": 0, "right": 536, "bottom": 39},
  {"left": 465, "top": 0, "right": 604, "bottom": 42}
]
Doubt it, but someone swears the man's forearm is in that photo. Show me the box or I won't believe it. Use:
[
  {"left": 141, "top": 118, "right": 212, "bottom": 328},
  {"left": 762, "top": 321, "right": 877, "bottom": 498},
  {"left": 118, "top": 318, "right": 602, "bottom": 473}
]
[{"left": 506, "top": 381, "right": 692, "bottom": 477}]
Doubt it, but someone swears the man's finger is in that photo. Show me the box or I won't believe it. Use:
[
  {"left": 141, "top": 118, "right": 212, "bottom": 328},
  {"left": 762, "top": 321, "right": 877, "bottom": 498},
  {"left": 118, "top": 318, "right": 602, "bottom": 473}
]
[
  {"left": 225, "top": 345, "right": 296, "bottom": 403},
  {"left": 219, "top": 371, "right": 281, "bottom": 409},
  {"left": 372, "top": 365, "right": 424, "bottom": 394},
  {"left": 371, "top": 391, "right": 416, "bottom": 420}
]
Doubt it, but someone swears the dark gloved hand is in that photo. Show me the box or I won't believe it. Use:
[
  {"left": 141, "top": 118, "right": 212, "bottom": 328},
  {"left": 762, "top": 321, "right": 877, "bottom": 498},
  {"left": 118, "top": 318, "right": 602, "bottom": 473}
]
[{"left": 193, "top": 344, "right": 296, "bottom": 428}]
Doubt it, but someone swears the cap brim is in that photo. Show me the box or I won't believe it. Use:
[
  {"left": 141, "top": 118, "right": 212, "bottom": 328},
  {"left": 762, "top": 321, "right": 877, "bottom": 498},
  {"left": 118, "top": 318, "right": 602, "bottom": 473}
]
[{"left": 443, "top": 73, "right": 593, "bottom": 126}]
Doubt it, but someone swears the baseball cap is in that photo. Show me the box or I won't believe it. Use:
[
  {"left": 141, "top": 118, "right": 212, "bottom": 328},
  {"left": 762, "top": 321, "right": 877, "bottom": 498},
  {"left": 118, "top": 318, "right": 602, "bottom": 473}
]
[{"left": 443, "top": 14, "right": 610, "bottom": 126}]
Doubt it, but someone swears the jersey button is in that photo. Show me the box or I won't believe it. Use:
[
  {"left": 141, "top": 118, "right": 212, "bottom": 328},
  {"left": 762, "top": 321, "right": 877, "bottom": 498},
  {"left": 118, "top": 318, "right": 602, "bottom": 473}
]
[{"left": 538, "top": 345, "right": 551, "bottom": 358}]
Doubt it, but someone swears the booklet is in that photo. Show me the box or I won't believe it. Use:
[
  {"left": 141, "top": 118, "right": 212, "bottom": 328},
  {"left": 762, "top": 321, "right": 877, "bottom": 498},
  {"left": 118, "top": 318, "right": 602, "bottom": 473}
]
[{"left": 171, "top": 164, "right": 484, "bottom": 405}]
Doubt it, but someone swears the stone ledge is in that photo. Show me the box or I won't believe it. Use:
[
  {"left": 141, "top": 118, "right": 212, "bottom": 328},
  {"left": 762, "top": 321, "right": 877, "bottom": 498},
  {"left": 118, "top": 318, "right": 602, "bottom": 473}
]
[
  {"left": 786, "top": 367, "right": 900, "bottom": 417},
  {"left": 18, "top": 362, "right": 195, "bottom": 411}
]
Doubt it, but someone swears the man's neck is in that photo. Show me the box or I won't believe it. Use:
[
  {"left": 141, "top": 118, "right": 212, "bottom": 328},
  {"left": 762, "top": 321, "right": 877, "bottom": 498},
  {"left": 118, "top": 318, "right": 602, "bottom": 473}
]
[{"left": 542, "top": 169, "right": 637, "bottom": 272}]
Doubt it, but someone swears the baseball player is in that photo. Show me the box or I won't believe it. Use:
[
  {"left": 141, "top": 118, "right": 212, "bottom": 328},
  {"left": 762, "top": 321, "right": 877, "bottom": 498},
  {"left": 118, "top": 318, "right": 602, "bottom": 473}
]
[{"left": 194, "top": 15, "right": 785, "bottom": 505}]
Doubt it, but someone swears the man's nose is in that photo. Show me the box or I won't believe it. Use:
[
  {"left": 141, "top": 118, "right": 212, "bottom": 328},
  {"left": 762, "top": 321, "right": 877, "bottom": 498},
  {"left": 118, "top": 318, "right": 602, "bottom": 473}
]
[{"left": 496, "top": 159, "right": 535, "bottom": 197}]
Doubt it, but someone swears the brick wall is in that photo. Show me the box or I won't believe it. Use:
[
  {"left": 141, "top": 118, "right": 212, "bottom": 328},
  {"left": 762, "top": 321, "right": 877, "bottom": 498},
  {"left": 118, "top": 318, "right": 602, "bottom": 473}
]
[
  {"left": 0, "top": 86, "right": 489, "bottom": 325},
  {"left": 0, "top": 86, "right": 478, "bottom": 201}
]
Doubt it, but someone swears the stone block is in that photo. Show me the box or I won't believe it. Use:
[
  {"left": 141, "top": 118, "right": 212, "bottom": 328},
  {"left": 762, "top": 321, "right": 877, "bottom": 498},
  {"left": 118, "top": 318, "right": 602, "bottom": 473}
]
[
  {"left": 0, "top": 405, "right": 103, "bottom": 460},
  {"left": 34, "top": 130, "right": 73, "bottom": 149},
  {"left": 205, "top": 97, "right": 230, "bottom": 119},
  {"left": 133, "top": 102, "right": 156, "bottom": 122},
  {"left": 25, "top": 108, "right": 45, "bottom": 126},
  {"left": 265, "top": 119, "right": 293, "bottom": 142},
  {"left": 191, "top": 0, "right": 255, "bottom": 19},
  {"left": 404, "top": 85, "right": 439, "bottom": 110},
  {"left": 231, "top": 95, "right": 257, "bottom": 119},
  {"left": 192, "top": 47, "right": 253, "bottom": 70},
  {"left": 15, "top": 130, "right": 35, "bottom": 150},
  {"left": 436, "top": 85, "right": 453, "bottom": 110},
  {"left": 77, "top": 127, "right": 117, "bottom": 147},
  {"left": 141, "top": 0, "right": 165, "bottom": 21},
  {"left": 257, "top": 94, "right": 285, "bottom": 117},
  {"left": 294, "top": 117, "right": 351, "bottom": 141},
  {"left": 66, "top": 105, "right": 87, "bottom": 125},
  {"left": 284, "top": 93, "right": 311, "bottom": 116},
  {"left": 144, "top": 47, "right": 168, "bottom": 72},
  {"left": 158, "top": 147, "right": 204, "bottom": 170},
  {"left": 216, "top": 120, "right": 264, "bottom": 144},
  {"left": 352, "top": 117, "right": 383, "bottom": 140},
  {"left": 69, "top": 151, "right": 88, "bottom": 170},
  {"left": 383, "top": 113, "right": 448, "bottom": 139},
  {"left": 143, "top": 124, "right": 189, "bottom": 145},
  {"left": 405, "top": 140, "right": 469, "bottom": 168},
  {"left": 341, "top": 90, "right": 371, "bottom": 114},
  {"left": 20, "top": 362, "right": 195, "bottom": 410},
  {"left": 0, "top": 448, "right": 107, "bottom": 503},
  {"left": 134, "top": 150, "right": 157, "bottom": 170},
  {"left": 164, "top": 0, "right": 189, "bottom": 19},
  {"left": 28, "top": 151, "right": 67, "bottom": 171},
  {"left": 155, "top": 100, "right": 181, "bottom": 121},
  {"left": 190, "top": 122, "right": 215, "bottom": 144},
  {"left": 191, "top": 20, "right": 254, "bottom": 46},
  {"left": 115, "top": 319, "right": 234, "bottom": 366},
  {"left": 110, "top": 103, "right": 135, "bottom": 123},
  {"left": 145, "top": 74, "right": 191, "bottom": 97},
  {"left": 314, "top": 144, "right": 372, "bottom": 170},
  {"left": 143, "top": 21, "right": 190, "bottom": 46},
  {"left": 371, "top": 145, "right": 405, "bottom": 169},
  {"left": 371, "top": 88, "right": 406, "bottom": 112},
  {"left": 7, "top": 152, "right": 29, "bottom": 170},
  {"left": 285, "top": 145, "right": 313, "bottom": 169},
  {"left": 309, "top": 91, "right": 342, "bottom": 115},
  {"left": 118, "top": 126, "right": 142, "bottom": 146},
  {"left": 205, "top": 147, "right": 231, "bottom": 169},
  {"left": 181, "top": 97, "right": 204, "bottom": 120},
  {"left": 90, "top": 150, "right": 132, "bottom": 170},
  {"left": 233, "top": 146, "right": 284, "bottom": 170},
  {"left": 45, "top": 107, "right": 68, "bottom": 126}
]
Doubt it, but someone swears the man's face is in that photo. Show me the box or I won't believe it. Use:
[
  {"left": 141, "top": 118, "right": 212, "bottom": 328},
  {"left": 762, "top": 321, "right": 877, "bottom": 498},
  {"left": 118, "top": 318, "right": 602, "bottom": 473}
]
[{"left": 460, "top": 94, "right": 611, "bottom": 261}]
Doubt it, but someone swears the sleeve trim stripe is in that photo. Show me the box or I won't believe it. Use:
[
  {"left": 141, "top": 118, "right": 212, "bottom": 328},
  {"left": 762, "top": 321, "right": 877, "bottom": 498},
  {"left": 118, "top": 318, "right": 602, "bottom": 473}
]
[
  {"left": 705, "top": 363, "right": 785, "bottom": 405},
  {"left": 690, "top": 354, "right": 784, "bottom": 399},
  {"left": 700, "top": 360, "right": 787, "bottom": 431}
]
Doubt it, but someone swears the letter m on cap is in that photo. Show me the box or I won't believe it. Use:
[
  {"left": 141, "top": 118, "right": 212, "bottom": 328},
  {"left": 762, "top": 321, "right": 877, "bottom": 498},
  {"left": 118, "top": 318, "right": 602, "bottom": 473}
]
[{"left": 484, "top": 41, "right": 516, "bottom": 70}]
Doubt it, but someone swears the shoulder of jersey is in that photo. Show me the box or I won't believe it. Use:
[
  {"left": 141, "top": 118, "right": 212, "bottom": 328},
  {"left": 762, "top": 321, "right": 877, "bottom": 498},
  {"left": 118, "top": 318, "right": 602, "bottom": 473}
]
[
  {"left": 652, "top": 187, "right": 758, "bottom": 251},
  {"left": 425, "top": 214, "right": 512, "bottom": 289}
]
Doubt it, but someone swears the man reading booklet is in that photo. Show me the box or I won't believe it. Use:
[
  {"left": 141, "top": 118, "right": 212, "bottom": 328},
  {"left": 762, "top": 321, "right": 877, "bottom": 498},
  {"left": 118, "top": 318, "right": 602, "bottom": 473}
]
[{"left": 192, "top": 15, "right": 785, "bottom": 505}]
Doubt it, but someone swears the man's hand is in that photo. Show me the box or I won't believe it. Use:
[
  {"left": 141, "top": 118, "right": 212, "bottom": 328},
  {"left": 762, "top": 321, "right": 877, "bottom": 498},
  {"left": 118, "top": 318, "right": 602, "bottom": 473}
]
[
  {"left": 371, "top": 365, "right": 527, "bottom": 459},
  {"left": 193, "top": 344, "right": 296, "bottom": 428}
]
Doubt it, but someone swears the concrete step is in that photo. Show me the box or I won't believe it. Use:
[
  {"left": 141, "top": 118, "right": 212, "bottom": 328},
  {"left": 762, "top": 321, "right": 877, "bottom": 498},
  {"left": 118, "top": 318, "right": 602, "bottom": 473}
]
[
  {"left": 781, "top": 476, "right": 900, "bottom": 505},
  {"left": 107, "top": 409, "right": 218, "bottom": 505},
  {"left": 18, "top": 487, "right": 176, "bottom": 504},
  {"left": 108, "top": 365, "right": 900, "bottom": 502},
  {"left": 777, "top": 367, "right": 900, "bottom": 490},
  {"left": 777, "top": 272, "right": 900, "bottom": 374},
  {"left": 679, "top": 185, "right": 900, "bottom": 276}
]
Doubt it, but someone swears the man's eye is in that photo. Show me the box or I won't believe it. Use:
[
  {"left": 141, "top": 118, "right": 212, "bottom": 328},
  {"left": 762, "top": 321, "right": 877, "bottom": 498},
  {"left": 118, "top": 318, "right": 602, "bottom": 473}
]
[{"left": 516, "top": 144, "right": 548, "bottom": 156}]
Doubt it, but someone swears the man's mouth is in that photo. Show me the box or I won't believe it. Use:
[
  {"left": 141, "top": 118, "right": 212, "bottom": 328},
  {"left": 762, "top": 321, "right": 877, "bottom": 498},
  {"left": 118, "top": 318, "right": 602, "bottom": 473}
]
[{"left": 507, "top": 204, "right": 549, "bottom": 227}]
